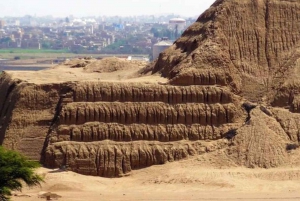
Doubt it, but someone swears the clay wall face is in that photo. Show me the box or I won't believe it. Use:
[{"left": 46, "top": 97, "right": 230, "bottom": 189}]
[
  {"left": 0, "top": 74, "right": 242, "bottom": 177},
  {"left": 0, "top": 73, "right": 73, "bottom": 160},
  {"left": 42, "top": 82, "right": 242, "bottom": 177}
]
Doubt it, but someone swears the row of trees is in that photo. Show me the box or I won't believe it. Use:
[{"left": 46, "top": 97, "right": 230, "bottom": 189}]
[{"left": 101, "top": 38, "right": 151, "bottom": 54}]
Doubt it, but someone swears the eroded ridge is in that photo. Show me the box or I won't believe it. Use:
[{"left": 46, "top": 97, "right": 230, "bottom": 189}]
[
  {"left": 150, "top": 0, "right": 300, "bottom": 109},
  {"left": 44, "top": 140, "right": 228, "bottom": 177}
]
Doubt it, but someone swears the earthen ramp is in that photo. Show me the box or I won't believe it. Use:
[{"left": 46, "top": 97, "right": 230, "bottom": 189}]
[{"left": 1, "top": 0, "right": 300, "bottom": 177}]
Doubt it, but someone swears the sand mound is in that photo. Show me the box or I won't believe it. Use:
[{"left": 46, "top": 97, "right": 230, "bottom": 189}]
[
  {"left": 60, "top": 57, "right": 147, "bottom": 73},
  {"left": 46, "top": 183, "right": 80, "bottom": 192},
  {"left": 227, "top": 108, "right": 290, "bottom": 168},
  {"left": 84, "top": 57, "right": 147, "bottom": 73}
]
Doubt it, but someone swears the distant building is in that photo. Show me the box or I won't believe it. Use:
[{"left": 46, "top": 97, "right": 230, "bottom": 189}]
[
  {"left": 0, "top": 20, "right": 5, "bottom": 28},
  {"left": 6, "top": 19, "right": 20, "bottom": 27},
  {"left": 169, "top": 18, "right": 186, "bottom": 39},
  {"left": 21, "top": 40, "right": 41, "bottom": 49},
  {"left": 127, "top": 55, "right": 149, "bottom": 62},
  {"left": 152, "top": 40, "right": 172, "bottom": 61},
  {"left": 23, "top": 33, "right": 32, "bottom": 40},
  {"left": 12, "top": 30, "right": 23, "bottom": 39}
]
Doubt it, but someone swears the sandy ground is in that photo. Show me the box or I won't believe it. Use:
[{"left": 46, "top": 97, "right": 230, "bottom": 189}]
[
  {"left": 11, "top": 154, "right": 300, "bottom": 201},
  {"left": 7, "top": 61, "right": 167, "bottom": 84}
]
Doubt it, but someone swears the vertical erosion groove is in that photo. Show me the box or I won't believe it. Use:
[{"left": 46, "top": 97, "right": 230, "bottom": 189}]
[{"left": 265, "top": 0, "right": 271, "bottom": 72}]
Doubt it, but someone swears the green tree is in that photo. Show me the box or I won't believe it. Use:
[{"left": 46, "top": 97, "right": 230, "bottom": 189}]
[
  {"left": 150, "top": 27, "right": 160, "bottom": 38},
  {"left": 41, "top": 42, "right": 51, "bottom": 49},
  {"left": 0, "top": 146, "right": 43, "bottom": 201},
  {"left": 0, "top": 37, "right": 12, "bottom": 44}
]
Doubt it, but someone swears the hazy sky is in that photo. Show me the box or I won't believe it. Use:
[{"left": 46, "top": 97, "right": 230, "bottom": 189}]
[{"left": 0, "top": 0, "right": 216, "bottom": 17}]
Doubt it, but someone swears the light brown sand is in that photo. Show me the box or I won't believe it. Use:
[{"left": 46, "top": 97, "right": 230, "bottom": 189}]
[
  {"left": 11, "top": 155, "right": 300, "bottom": 201},
  {"left": 7, "top": 62, "right": 166, "bottom": 85}
]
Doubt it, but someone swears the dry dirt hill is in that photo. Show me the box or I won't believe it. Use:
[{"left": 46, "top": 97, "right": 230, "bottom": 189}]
[{"left": 0, "top": 0, "right": 300, "bottom": 179}]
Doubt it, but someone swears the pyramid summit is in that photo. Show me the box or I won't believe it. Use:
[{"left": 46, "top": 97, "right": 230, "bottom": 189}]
[{"left": 152, "top": 0, "right": 300, "bottom": 108}]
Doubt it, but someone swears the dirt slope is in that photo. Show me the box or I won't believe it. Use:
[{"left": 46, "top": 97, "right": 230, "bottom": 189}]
[{"left": 151, "top": 0, "right": 300, "bottom": 108}]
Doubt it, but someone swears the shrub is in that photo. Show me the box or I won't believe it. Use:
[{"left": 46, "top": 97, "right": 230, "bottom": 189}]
[{"left": 0, "top": 146, "right": 43, "bottom": 201}]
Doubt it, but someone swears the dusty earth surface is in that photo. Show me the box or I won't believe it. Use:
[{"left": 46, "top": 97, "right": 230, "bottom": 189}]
[
  {"left": 12, "top": 153, "right": 300, "bottom": 201},
  {"left": 7, "top": 57, "right": 165, "bottom": 84}
]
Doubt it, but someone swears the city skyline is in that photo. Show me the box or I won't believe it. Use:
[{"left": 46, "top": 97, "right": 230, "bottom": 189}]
[{"left": 0, "top": 0, "right": 216, "bottom": 18}]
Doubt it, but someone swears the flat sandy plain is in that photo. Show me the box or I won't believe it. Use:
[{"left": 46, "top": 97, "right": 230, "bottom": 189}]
[{"left": 12, "top": 152, "right": 300, "bottom": 201}]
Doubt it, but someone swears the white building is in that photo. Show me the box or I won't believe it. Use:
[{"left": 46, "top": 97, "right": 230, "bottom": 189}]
[
  {"left": 169, "top": 18, "right": 186, "bottom": 39},
  {"left": 152, "top": 40, "right": 173, "bottom": 61}
]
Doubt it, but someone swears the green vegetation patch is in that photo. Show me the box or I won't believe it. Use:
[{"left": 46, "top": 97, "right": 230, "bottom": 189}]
[
  {"left": 0, "top": 146, "right": 44, "bottom": 201},
  {"left": 0, "top": 48, "right": 70, "bottom": 54}
]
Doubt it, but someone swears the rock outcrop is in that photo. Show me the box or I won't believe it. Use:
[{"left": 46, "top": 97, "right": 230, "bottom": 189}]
[{"left": 1, "top": 0, "right": 300, "bottom": 177}]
